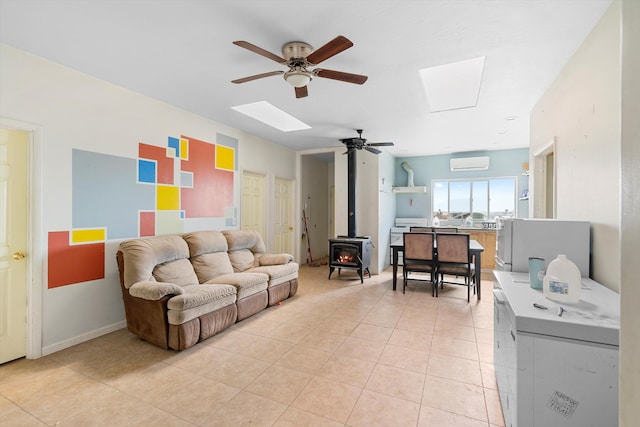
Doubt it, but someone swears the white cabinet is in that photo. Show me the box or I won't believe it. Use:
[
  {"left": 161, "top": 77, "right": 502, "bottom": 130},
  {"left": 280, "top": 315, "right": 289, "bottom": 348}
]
[{"left": 493, "top": 271, "right": 619, "bottom": 427}]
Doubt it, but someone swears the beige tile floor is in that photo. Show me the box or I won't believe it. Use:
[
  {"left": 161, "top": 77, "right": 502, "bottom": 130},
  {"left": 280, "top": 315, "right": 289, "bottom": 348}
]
[{"left": 0, "top": 263, "right": 505, "bottom": 427}]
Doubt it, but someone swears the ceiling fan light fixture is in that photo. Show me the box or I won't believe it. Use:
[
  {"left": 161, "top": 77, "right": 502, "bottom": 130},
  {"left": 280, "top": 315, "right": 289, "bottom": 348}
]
[{"left": 284, "top": 68, "right": 312, "bottom": 87}]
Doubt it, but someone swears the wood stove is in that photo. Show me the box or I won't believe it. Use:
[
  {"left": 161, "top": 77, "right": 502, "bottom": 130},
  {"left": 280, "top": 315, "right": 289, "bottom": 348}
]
[
  {"left": 328, "top": 236, "right": 372, "bottom": 283},
  {"left": 328, "top": 140, "right": 373, "bottom": 283}
]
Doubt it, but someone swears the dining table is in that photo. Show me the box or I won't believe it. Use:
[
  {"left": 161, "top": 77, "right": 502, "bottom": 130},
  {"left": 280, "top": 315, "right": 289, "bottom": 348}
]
[{"left": 390, "top": 238, "right": 485, "bottom": 300}]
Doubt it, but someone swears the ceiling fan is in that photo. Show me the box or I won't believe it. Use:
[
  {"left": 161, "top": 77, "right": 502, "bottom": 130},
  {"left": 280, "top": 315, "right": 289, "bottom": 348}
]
[
  {"left": 340, "top": 129, "right": 394, "bottom": 154},
  {"left": 231, "top": 35, "right": 368, "bottom": 98}
]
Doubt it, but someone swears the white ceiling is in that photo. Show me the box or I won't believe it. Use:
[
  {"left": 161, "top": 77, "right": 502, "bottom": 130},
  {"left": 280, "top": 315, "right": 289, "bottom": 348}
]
[{"left": 0, "top": 0, "right": 611, "bottom": 157}]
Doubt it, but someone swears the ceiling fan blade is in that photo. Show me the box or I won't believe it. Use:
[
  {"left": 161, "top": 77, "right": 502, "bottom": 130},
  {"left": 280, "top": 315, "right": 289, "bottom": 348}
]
[
  {"left": 231, "top": 71, "right": 284, "bottom": 84},
  {"left": 306, "top": 36, "right": 353, "bottom": 65},
  {"left": 233, "top": 41, "right": 287, "bottom": 64},
  {"left": 315, "top": 69, "right": 368, "bottom": 84},
  {"left": 368, "top": 142, "right": 395, "bottom": 147},
  {"left": 364, "top": 146, "right": 382, "bottom": 155},
  {"left": 295, "top": 86, "right": 308, "bottom": 98}
]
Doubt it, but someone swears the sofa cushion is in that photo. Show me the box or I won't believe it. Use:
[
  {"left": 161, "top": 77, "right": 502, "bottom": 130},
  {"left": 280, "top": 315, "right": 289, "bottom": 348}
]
[
  {"left": 205, "top": 272, "right": 268, "bottom": 299},
  {"left": 167, "top": 284, "right": 236, "bottom": 311},
  {"left": 167, "top": 285, "right": 237, "bottom": 325},
  {"left": 190, "top": 252, "right": 235, "bottom": 281},
  {"left": 250, "top": 263, "right": 299, "bottom": 280},
  {"left": 119, "top": 235, "right": 193, "bottom": 289},
  {"left": 259, "top": 253, "right": 294, "bottom": 266},
  {"left": 153, "top": 258, "right": 199, "bottom": 286},
  {"left": 183, "top": 230, "right": 236, "bottom": 281},
  {"left": 183, "top": 230, "right": 228, "bottom": 256},
  {"left": 223, "top": 229, "right": 266, "bottom": 253},
  {"left": 228, "top": 248, "right": 256, "bottom": 272},
  {"left": 129, "top": 281, "right": 184, "bottom": 300}
]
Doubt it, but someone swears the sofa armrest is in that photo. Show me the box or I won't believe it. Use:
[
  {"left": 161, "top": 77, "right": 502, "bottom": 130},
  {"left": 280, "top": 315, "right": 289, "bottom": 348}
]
[
  {"left": 129, "top": 281, "right": 184, "bottom": 300},
  {"left": 259, "top": 253, "right": 294, "bottom": 266}
]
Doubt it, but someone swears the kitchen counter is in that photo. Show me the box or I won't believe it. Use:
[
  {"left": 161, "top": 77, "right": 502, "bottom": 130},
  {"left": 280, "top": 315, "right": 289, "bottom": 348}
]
[{"left": 462, "top": 229, "right": 496, "bottom": 271}]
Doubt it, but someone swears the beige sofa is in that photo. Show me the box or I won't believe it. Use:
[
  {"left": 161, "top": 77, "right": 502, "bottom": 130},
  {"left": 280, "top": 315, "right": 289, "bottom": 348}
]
[{"left": 116, "top": 230, "right": 298, "bottom": 350}]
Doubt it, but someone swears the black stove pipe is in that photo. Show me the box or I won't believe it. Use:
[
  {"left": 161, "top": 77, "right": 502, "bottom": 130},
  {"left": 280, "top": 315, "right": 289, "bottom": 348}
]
[{"left": 347, "top": 148, "right": 357, "bottom": 238}]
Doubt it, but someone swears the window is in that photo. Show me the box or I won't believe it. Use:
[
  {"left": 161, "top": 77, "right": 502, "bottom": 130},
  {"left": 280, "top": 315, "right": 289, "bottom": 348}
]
[{"left": 432, "top": 177, "right": 517, "bottom": 226}]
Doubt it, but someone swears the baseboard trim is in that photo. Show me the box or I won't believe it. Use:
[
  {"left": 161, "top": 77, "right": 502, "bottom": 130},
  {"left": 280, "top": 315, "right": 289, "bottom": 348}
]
[{"left": 41, "top": 320, "right": 127, "bottom": 356}]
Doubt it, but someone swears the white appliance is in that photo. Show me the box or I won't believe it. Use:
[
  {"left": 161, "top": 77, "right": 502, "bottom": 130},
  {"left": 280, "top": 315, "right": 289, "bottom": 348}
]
[
  {"left": 493, "top": 271, "right": 618, "bottom": 427},
  {"left": 390, "top": 218, "right": 430, "bottom": 265},
  {"left": 495, "top": 218, "right": 590, "bottom": 276}
]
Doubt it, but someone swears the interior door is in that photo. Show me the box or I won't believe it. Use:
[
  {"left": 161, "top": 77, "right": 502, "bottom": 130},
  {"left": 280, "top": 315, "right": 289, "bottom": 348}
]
[
  {"left": 274, "top": 177, "right": 293, "bottom": 254},
  {"left": 0, "top": 128, "right": 28, "bottom": 364},
  {"left": 241, "top": 171, "right": 266, "bottom": 240}
]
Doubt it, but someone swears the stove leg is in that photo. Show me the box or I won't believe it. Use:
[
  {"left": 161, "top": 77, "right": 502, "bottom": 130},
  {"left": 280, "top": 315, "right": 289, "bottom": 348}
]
[{"left": 328, "top": 267, "right": 335, "bottom": 280}]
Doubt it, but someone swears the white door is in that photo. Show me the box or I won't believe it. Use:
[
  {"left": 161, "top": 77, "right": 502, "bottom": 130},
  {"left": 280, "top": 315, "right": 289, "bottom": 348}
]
[
  {"left": 241, "top": 171, "right": 266, "bottom": 240},
  {"left": 0, "top": 128, "right": 28, "bottom": 364},
  {"left": 274, "top": 177, "right": 293, "bottom": 254}
]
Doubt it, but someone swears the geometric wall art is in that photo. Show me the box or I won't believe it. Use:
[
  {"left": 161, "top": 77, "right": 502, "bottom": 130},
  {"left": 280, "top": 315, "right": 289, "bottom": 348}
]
[
  {"left": 48, "top": 133, "right": 238, "bottom": 288},
  {"left": 48, "top": 230, "right": 105, "bottom": 288}
]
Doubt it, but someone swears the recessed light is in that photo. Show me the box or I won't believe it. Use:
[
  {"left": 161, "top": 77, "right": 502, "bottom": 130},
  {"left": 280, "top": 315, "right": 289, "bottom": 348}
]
[
  {"left": 231, "top": 101, "right": 311, "bottom": 132},
  {"left": 505, "top": 116, "right": 519, "bottom": 121}
]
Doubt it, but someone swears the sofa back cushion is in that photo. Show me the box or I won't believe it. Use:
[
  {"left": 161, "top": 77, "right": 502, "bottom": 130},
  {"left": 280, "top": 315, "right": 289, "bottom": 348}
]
[
  {"left": 118, "top": 235, "right": 198, "bottom": 289},
  {"left": 228, "top": 249, "right": 256, "bottom": 272},
  {"left": 223, "top": 230, "right": 267, "bottom": 272},
  {"left": 152, "top": 259, "right": 199, "bottom": 286},
  {"left": 223, "top": 230, "right": 266, "bottom": 253},
  {"left": 183, "top": 231, "right": 234, "bottom": 282}
]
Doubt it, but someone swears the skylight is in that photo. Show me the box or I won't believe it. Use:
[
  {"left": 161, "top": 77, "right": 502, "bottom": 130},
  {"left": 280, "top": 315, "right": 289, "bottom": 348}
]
[
  {"left": 231, "top": 101, "right": 311, "bottom": 132},
  {"left": 419, "top": 56, "right": 486, "bottom": 113}
]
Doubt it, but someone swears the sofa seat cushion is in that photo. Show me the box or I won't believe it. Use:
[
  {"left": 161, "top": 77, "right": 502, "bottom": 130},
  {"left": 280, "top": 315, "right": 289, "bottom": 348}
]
[
  {"left": 249, "top": 263, "right": 299, "bottom": 286},
  {"left": 167, "top": 284, "right": 236, "bottom": 311},
  {"left": 167, "top": 284, "right": 237, "bottom": 325},
  {"left": 205, "top": 272, "right": 268, "bottom": 300}
]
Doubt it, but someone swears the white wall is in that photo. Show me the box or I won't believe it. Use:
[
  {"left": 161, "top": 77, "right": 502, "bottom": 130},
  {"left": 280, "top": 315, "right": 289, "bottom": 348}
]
[
  {"left": 620, "top": 0, "right": 640, "bottom": 424},
  {"left": 332, "top": 148, "right": 386, "bottom": 275},
  {"left": 377, "top": 151, "right": 396, "bottom": 272},
  {"left": 300, "top": 155, "right": 329, "bottom": 264},
  {"left": 529, "top": 2, "right": 621, "bottom": 290},
  {"left": 0, "top": 44, "right": 296, "bottom": 353}
]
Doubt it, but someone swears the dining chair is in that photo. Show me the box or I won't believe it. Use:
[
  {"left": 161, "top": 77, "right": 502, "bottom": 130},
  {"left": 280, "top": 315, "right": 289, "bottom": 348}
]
[
  {"left": 409, "top": 226, "right": 432, "bottom": 232},
  {"left": 402, "top": 232, "right": 437, "bottom": 295},
  {"left": 435, "top": 232, "right": 475, "bottom": 301},
  {"left": 432, "top": 226, "right": 458, "bottom": 233}
]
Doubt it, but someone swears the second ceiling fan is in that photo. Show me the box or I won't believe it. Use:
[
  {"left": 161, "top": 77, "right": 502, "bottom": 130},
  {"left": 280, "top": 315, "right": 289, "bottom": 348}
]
[
  {"left": 231, "top": 35, "right": 368, "bottom": 98},
  {"left": 340, "top": 129, "right": 394, "bottom": 154}
]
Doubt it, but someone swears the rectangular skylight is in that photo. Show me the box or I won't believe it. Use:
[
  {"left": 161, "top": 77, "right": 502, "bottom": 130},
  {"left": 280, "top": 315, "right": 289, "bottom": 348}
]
[
  {"left": 231, "top": 101, "right": 311, "bottom": 132},
  {"left": 419, "top": 56, "right": 485, "bottom": 113}
]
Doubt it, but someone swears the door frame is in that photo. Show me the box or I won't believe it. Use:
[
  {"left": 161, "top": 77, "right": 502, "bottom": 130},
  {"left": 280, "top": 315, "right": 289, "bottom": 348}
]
[
  {"left": 1, "top": 118, "right": 44, "bottom": 359},
  {"left": 532, "top": 137, "right": 556, "bottom": 219}
]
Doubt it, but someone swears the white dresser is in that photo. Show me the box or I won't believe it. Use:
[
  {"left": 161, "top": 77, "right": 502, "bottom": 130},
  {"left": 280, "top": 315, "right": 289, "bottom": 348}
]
[{"left": 493, "top": 271, "right": 619, "bottom": 427}]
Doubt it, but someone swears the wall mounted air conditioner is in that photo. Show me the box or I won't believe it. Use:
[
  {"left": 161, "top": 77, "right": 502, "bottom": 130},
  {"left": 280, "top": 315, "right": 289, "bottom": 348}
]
[{"left": 450, "top": 156, "right": 490, "bottom": 172}]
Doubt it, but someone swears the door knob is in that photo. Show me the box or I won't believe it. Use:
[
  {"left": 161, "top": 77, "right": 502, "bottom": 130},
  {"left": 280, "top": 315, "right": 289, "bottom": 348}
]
[
  {"left": 289, "top": 226, "right": 294, "bottom": 231},
  {"left": 13, "top": 252, "right": 26, "bottom": 260}
]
